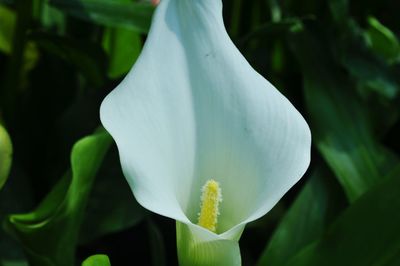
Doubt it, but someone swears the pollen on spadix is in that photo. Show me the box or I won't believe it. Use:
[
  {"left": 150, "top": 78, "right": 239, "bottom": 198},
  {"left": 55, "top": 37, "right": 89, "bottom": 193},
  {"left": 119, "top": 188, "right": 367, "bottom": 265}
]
[{"left": 197, "top": 179, "right": 222, "bottom": 232}]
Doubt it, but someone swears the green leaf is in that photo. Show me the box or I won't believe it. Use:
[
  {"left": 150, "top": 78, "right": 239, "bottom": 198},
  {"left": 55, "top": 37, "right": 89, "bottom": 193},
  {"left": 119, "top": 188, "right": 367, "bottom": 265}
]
[
  {"left": 257, "top": 166, "right": 346, "bottom": 266},
  {"left": 0, "top": 4, "right": 15, "bottom": 54},
  {"left": 81, "top": 255, "right": 111, "bottom": 266},
  {"left": 327, "top": 3, "right": 399, "bottom": 102},
  {"left": 79, "top": 145, "right": 146, "bottom": 244},
  {"left": 338, "top": 23, "right": 399, "bottom": 101},
  {"left": 365, "top": 16, "right": 400, "bottom": 63},
  {"left": 102, "top": 26, "right": 142, "bottom": 79},
  {"left": 5, "top": 130, "right": 112, "bottom": 266},
  {"left": 290, "top": 28, "right": 399, "bottom": 201},
  {"left": 285, "top": 164, "right": 400, "bottom": 266},
  {"left": 342, "top": 48, "right": 399, "bottom": 100},
  {"left": 48, "top": 0, "right": 155, "bottom": 34},
  {"left": 39, "top": 4, "right": 66, "bottom": 34},
  {"left": 0, "top": 123, "right": 12, "bottom": 190},
  {"left": 324, "top": 15, "right": 400, "bottom": 133}
]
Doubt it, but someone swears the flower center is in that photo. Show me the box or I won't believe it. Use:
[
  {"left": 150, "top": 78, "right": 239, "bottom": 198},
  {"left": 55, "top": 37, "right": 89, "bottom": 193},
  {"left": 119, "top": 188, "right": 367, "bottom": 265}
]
[{"left": 197, "top": 179, "right": 222, "bottom": 232}]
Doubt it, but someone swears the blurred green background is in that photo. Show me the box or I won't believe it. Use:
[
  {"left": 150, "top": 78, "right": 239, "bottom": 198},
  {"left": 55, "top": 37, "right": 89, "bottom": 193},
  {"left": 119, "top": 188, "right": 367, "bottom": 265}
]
[{"left": 1, "top": 0, "right": 400, "bottom": 265}]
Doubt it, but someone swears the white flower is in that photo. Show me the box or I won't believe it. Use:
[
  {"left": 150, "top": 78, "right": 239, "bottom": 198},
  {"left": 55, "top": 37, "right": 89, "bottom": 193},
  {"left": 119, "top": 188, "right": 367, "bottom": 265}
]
[{"left": 100, "top": 0, "right": 311, "bottom": 265}]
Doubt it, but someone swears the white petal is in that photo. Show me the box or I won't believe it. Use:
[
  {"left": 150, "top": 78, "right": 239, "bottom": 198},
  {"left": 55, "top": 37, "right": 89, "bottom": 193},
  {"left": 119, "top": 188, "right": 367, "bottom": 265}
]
[{"left": 100, "top": 0, "right": 311, "bottom": 239}]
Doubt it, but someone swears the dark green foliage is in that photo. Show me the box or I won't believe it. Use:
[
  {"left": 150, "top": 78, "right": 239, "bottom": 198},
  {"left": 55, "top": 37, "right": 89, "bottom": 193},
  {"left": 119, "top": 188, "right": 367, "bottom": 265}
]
[
  {"left": 49, "top": 0, "right": 154, "bottom": 33},
  {"left": 290, "top": 27, "right": 399, "bottom": 201},
  {"left": 0, "top": 0, "right": 399, "bottom": 265},
  {"left": 285, "top": 164, "right": 400, "bottom": 266},
  {"left": 257, "top": 166, "right": 346, "bottom": 266},
  {"left": 5, "top": 130, "right": 112, "bottom": 266}
]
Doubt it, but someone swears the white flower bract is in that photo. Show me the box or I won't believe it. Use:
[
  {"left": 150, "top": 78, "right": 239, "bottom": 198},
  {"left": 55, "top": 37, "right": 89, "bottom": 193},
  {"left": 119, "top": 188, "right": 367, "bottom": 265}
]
[{"left": 100, "top": 0, "right": 311, "bottom": 264}]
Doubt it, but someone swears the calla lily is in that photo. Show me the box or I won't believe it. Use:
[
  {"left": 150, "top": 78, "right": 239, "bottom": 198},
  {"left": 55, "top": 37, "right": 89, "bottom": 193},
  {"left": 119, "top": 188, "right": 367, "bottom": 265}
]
[{"left": 100, "top": 0, "right": 311, "bottom": 265}]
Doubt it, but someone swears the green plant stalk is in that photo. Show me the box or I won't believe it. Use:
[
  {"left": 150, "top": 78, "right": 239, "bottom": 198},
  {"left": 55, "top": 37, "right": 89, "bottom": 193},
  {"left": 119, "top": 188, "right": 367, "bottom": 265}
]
[
  {"left": 1, "top": 0, "right": 32, "bottom": 119},
  {"left": 230, "top": 0, "right": 243, "bottom": 37},
  {"left": 33, "top": 0, "right": 45, "bottom": 21},
  {"left": 268, "top": 0, "right": 281, "bottom": 22}
]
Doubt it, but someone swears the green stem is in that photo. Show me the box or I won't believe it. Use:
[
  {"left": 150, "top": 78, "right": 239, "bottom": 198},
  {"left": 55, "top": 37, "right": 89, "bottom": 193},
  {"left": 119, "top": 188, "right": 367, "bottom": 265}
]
[
  {"left": 33, "top": 0, "right": 45, "bottom": 21},
  {"left": 1, "top": 0, "right": 32, "bottom": 120},
  {"left": 268, "top": 0, "right": 281, "bottom": 22},
  {"left": 251, "top": 0, "right": 262, "bottom": 31},
  {"left": 230, "top": 0, "right": 243, "bottom": 37}
]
